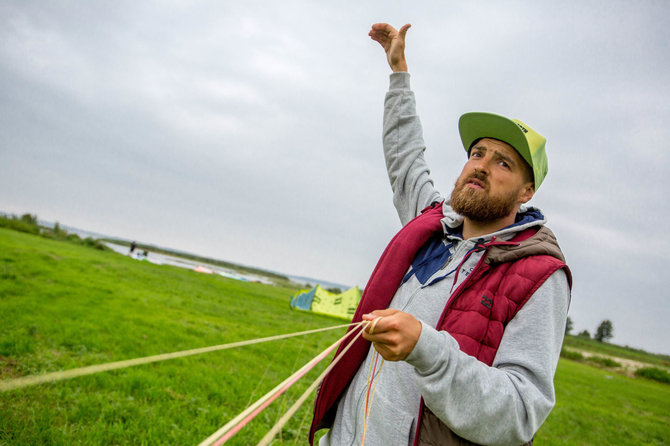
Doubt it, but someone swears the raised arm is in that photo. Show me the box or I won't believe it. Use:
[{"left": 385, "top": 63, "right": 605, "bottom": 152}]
[
  {"left": 370, "top": 23, "right": 441, "bottom": 224},
  {"left": 368, "top": 23, "right": 411, "bottom": 72}
]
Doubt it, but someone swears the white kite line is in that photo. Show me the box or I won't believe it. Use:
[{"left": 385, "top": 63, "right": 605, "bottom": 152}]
[
  {"left": 199, "top": 321, "right": 369, "bottom": 446},
  {"left": 0, "top": 323, "right": 352, "bottom": 392}
]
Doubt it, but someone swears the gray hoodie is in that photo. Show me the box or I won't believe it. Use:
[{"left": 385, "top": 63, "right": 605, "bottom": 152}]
[{"left": 320, "top": 73, "right": 570, "bottom": 446}]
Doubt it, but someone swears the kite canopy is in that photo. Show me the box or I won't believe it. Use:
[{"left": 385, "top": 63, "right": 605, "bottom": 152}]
[{"left": 289, "top": 285, "right": 362, "bottom": 321}]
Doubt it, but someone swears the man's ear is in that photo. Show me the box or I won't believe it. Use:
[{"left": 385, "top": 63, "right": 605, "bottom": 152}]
[{"left": 518, "top": 182, "right": 535, "bottom": 204}]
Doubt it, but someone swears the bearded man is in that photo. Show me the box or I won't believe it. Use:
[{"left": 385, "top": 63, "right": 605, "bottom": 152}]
[{"left": 309, "top": 23, "right": 572, "bottom": 446}]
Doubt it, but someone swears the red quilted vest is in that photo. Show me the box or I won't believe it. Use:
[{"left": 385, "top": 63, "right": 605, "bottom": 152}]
[
  {"left": 309, "top": 202, "right": 570, "bottom": 445},
  {"left": 438, "top": 231, "right": 568, "bottom": 366}
]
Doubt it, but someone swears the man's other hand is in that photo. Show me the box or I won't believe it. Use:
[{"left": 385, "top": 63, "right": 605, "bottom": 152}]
[
  {"left": 362, "top": 309, "right": 422, "bottom": 361},
  {"left": 368, "top": 23, "right": 411, "bottom": 72}
]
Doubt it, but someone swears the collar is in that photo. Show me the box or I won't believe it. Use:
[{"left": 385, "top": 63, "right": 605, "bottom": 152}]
[{"left": 440, "top": 201, "right": 547, "bottom": 243}]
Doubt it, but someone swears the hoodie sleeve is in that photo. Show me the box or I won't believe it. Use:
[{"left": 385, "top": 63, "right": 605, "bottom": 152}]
[
  {"left": 384, "top": 72, "right": 442, "bottom": 226},
  {"left": 405, "top": 269, "right": 570, "bottom": 445}
]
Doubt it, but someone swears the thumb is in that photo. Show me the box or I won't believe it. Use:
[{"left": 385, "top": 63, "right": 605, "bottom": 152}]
[{"left": 398, "top": 23, "right": 411, "bottom": 40}]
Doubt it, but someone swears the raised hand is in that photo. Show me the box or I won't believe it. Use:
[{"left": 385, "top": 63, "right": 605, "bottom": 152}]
[{"left": 368, "top": 23, "right": 411, "bottom": 72}]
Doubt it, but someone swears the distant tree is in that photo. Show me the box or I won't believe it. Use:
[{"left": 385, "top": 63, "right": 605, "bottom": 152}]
[
  {"left": 565, "top": 317, "right": 573, "bottom": 335},
  {"left": 577, "top": 329, "right": 590, "bottom": 339},
  {"left": 20, "top": 213, "right": 38, "bottom": 225},
  {"left": 595, "top": 319, "right": 614, "bottom": 342},
  {"left": 51, "top": 222, "right": 67, "bottom": 239}
]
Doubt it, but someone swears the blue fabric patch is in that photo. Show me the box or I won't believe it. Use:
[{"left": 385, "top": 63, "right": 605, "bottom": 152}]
[
  {"left": 402, "top": 235, "right": 454, "bottom": 285},
  {"left": 512, "top": 207, "right": 545, "bottom": 228},
  {"left": 290, "top": 287, "right": 316, "bottom": 310},
  {"left": 402, "top": 207, "right": 545, "bottom": 286}
]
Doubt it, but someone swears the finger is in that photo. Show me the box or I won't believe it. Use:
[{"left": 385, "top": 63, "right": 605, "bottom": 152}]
[
  {"left": 370, "top": 340, "right": 403, "bottom": 362},
  {"left": 362, "top": 309, "right": 397, "bottom": 321},
  {"left": 369, "top": 316, "right": 383, "bottom": 335},
  {"left": 398, "top": 23, "right": 411, "bottom": 39},
  {"left": 363, "top": 311, "right": 397, "bottom": 335},
  {"left": 369, "top": 33, "right": 388, "bottom": 45},
  {"left": 370, "top": 342, "right": 390, "bottom": 359},
  {"left": 361, "top": 330, "right": 391, "bottom": 344},
  {"left": 369, "top": 23, "right": 398, "bottom": 41},
  {"left": 369, "top": 30, "right": 391, "bottom": 43},
  {"left": 370, "top": 22, "right": 396, "bottom": 33}
]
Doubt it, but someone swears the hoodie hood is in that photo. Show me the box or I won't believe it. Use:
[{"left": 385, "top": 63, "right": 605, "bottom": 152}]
[
  {"left": 441, "top": 201, "right": 547, "bottom": 241},
  {"left": 486, "top": 226, "right": 567, "bottom": 265}
]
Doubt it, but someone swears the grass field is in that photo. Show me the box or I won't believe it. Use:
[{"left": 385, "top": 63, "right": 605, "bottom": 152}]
[
  {"left": 537, "top": 360, "right": 669, "bottom": 445},
  {"left": 0, "top": 228, "right": 344, "bottom": 445},
  {"left": 563, "top": 334, "right": 670, "bottom": 369},
  {"left": 1, "top": 227, "right": 669, "bottom": 445}
]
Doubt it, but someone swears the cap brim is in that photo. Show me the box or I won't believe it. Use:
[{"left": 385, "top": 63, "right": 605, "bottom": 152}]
[{"left": 458, "top": 112, "right": 532, "bottom": 167}]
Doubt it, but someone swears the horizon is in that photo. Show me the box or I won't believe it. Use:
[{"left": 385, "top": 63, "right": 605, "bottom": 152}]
[
  {"left": 3, "top": 209, "right": 669, "bottom": 357},
  {"left": 3, "top": 210, "right": 355, "bottom": 290},
  {"left": 2, "top": 1, "right": 669, "bottom": 356}
]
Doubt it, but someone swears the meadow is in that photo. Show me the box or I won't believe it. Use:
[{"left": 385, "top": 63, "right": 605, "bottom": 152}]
[
  {"left": 0, "top": 227, "right": 343, "bottom": 445},
  {"left": 1, "top": 227, "right": 669, "bottom": 445}
]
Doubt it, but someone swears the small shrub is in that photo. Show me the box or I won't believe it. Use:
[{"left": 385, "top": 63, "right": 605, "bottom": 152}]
[
  {"left": 561, "top": 348, "right": 584, "bottom": 361},
  {"left": 0, "top": 214, "right": 40, "bottom": 235},
  {"left": 635, "top": 367, "right": 670, "bottom": 384},
  {"left": 588, "top": 356, "right": 621, "bottom": 368},
  {"left": 1, "top": 213, "right": 108, "bottom": 251},
  {"left": 82, "top": 237, "right": 108, "bottom": 251}
]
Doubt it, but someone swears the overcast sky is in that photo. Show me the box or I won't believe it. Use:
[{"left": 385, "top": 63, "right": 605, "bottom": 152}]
[{"left": 2, "top": 1, "right": 669, "bottom": 355}]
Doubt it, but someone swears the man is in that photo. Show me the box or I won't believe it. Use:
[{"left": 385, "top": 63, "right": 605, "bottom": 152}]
[{"left": 310, "top": 23, "right": 571, "bottom": 446}]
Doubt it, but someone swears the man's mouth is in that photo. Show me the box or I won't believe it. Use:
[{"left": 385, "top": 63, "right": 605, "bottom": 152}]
[{"left": 466, "top": 177, "right": 486, "bottom": 190}]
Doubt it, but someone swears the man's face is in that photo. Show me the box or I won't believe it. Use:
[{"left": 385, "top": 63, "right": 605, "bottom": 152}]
[{"left": 450, "top": 138, "right": 534, "bottom": 223}]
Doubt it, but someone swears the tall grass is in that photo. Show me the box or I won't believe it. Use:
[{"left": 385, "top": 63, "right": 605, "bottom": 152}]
[{"left": 0, "top": 228, "right": 344, "bottom": 445}]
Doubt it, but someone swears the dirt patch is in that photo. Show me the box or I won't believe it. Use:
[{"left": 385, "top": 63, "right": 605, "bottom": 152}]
[{"left": 564, "top": 347, "right": 649, "bottom": 377}]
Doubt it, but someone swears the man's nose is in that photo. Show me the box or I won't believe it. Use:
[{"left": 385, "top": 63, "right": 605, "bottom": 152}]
[{"left": 474, "top": 166, "right": 488, "bottom": 177}]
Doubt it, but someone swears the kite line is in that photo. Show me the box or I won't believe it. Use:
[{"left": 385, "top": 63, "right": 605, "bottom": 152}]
[
  {"left": 1, "top": 320, "right": 377, "bottom": 444},
  {"left": 0, "top": 323, "right": 352, "bottom": 392},
  {"left": 199, "top": 320, "right": 369, "bottom": 446}
]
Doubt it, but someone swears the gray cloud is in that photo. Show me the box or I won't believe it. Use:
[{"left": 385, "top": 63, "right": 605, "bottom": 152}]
[{"left": 2, "top": 0, "right": 669, "bottom": 354}]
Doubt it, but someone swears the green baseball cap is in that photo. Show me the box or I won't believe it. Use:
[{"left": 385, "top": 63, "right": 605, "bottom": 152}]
[{"left": 458, "top": 112, "right": 548, "bottom": 189}]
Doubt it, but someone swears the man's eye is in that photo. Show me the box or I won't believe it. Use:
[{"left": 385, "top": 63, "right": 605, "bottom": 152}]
[{"left": 499, "top": 160, "right": 510, "bottom": 168}]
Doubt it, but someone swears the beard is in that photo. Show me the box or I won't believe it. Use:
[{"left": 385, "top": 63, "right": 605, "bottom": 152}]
[{"left": 450, "top": 171, "right": 520, "bottom": 222}]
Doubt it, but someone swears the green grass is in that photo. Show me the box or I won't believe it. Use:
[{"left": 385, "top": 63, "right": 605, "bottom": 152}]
[
  {"left": 0, "top": 212, "right": 109, "bottom": 252},
  {"left": 537, "top": 359, "right": 670, "bottom": 445},
  {"left": 2, "top": 227, "right": 670, "bottom": 445},
  {"left": 563, "top": 334, "right": 670, "bottom": 368},
  {"left": 0, "top": 228, "right": 344, "bottom": 445},
  {"left": 636, "top": 367, "right": 670, "bottom": 384}
]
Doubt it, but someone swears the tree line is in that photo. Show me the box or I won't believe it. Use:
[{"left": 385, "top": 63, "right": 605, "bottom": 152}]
[{"left": 565, "top": 317, "right": 613, "bottom": 343}]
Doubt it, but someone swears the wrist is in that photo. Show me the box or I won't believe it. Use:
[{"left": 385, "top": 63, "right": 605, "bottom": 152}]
[{"left": 391, "top": 60, "right": 408, "bottom": 72}]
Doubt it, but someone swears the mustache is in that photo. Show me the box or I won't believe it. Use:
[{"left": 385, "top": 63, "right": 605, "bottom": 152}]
[
  {"left": 459, "top": 170, "right": 489, "bottom": 190},
  {"left": 469, "top": 170, "right": 488, "bottom": 182}
]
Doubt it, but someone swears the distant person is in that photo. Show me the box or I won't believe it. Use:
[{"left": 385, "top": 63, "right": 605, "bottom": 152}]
[
  {"left": 129, "top": 241, "right": 137, "bottom": 255},
  {"left": 310, "top": 23, "right": 572, "bottom": 445}
]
